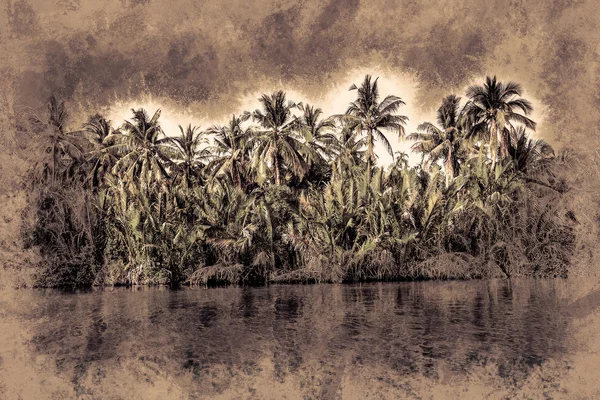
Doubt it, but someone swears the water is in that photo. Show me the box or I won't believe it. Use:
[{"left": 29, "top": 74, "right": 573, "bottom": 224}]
[{"left": 1, "top": 278, "right": 599, "bottom": 399}]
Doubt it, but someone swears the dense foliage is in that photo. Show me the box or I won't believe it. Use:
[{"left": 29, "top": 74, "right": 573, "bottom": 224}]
[{"left": 22, "top": 75, "right": 575, "bottom": 287}]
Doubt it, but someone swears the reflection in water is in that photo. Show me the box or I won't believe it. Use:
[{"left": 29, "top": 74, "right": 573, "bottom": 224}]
[{"left": 1, "top": 279, "right": 596, "bottom": 398}]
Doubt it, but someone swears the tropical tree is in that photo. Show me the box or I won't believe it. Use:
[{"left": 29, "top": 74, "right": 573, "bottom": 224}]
[
  {"left": 336, "top": 75, "right": 408, "bottom": 184},
  {"left": 408, "top": 95, "right": 465, "bottom": 186},
  {"left": 206, "top": 114, "right": 251, "bottom": 189},
  {"left": 465, "top": 76, "right": 536, "bottom": 171},
  {"left": 507, "top": 126, "right": 554, "bottom": 176},
  {"left": 29, "top": 95, "right": 86, "bottom": 186},
  {"left": 82, "top": 114, "right": 118, "bottom": 188},
  {"left": 84, "top": 113, "right": 113, "bottom": 144},
  {"left": 292, "top": 103, "right": 339, "bottom": 187},
  {"left": 24, "top": 74, "right": 575, "bottom": 288},
  {"left": 164, "top": 124, "right": 209, "bottom": 187},
  {"left": 103, "top": 108, "right": 173, "bottom": 189},
  {"left": 250, "top": 91, "right": 307, "bottom": 185},
  {"left": 295, "top": 103, "right": 338, "bottom": 163}
]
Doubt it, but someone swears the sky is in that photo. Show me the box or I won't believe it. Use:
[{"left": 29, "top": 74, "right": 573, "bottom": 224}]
[
  {"left": 1, "top": 0, "right": 599, "bottom": 165},
  {"left": 104, "top": 67, "right": 431, "bottom": 165}
]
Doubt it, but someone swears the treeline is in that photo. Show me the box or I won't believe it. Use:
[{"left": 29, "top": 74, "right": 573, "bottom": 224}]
[{"left": 21, "top": 75, "right": 575, "bottom": 287}]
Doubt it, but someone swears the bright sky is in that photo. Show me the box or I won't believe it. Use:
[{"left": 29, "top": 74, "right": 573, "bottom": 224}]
[
  {"left": 106, "top": 68, "right": 546, "bottom": 168},
  {"left": 232, "top": 67, "right": 433, "bottom": 167}
]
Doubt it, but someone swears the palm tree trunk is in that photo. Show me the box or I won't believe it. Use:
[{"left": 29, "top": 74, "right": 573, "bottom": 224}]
[
  {"left": 366, "top": 130, "right": 373, "bottom": 187},
  {"left": 274, "top": 153, "right": 281, "bottom": 185},
  {"left": 236, "top": 165, "right": 242, "bottom": 189},
  {"left": 52, "top": 138, "right": 56, "bottom": 187},
  {"left": 499, "top": 128, "right": 510, "bottom": 161},
  {"left": 490, "top": 120, "right": 498, "bottom": 172},
  {"left": 445, "top": 147, "right": 454, "bottom": 187}
]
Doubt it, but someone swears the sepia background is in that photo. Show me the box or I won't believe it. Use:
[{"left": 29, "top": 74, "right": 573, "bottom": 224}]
[
  {"left": 2, "top": 0, "right": 600, "bottom": 399},
  {"left": 2, "top": 0, "right": 599, "bottom": 150}
]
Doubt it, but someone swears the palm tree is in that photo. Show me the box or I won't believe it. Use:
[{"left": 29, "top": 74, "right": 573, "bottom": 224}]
[
  {"left": 27, "top": 76, "right": 573, "bottom": 287},
  {"left": 206, "top": 114, "right": 251, "bottom": 189},
  {"left": 84, "top": 114, "right": 113, "bottom": 143},
  {"left": 408, "top": 95, "right": 465, "bottom": 186},
  {"left": 82, "top": 114, "right": 118, "bottom": 188},
  {"left": 165, "top": 124, "right": 209, "bottom": 187},
  {"left": 293, "top": 103, "right": 339, "bottom": 187},
  {"left": 465, "top": 76, "right": 536, "bottom": 171},
  {"left": 508, "top": 126, "right": 554, "bottom": 176},
  {"left": 393, "top": 151, "right": 410, "bottom": 169},
  {"left": 250, "top": 91, "right": 307, "bottom": 185},
  {"left": 332, "top": 121, "right": 367, "bottom": 180},
  {"left": 333, "top": 121, "right": 367, "bottom": 178},
  {"left": 103, "top": 108, "right": 172, "bottom": 188},
  {"left": 296, "top": 103, "right": 338, "bottom": 163},
  {"left": 29, "top": 95, "right": 87, "bottom": 186},
  {"left": 336, "top": 75, "right": 408, "bottom": 184},
  {"left": 505, "top": 126, "right": 562, "bottom": 192}
]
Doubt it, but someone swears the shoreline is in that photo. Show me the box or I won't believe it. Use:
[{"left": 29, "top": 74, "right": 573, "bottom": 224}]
[{"left": 2, "top": 272, "right": 574, "bottom": 291}]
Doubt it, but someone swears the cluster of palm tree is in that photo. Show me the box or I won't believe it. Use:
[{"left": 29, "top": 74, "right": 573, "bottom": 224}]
[{"left": 24, "top": 75, "right": 575, "bottom": 287}]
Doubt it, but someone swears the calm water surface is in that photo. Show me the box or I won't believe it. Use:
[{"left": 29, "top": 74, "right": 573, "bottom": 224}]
[{"left": 1, "top": 278, "right": 599, "bottom": 399}]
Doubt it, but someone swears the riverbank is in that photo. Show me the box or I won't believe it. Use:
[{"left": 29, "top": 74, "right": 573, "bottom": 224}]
[{"left": 2, "top": 87, "right": 600, "bottom": 289}]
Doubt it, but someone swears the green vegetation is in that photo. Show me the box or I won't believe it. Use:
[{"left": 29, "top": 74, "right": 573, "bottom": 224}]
[{"left": 21, "top": 75, "right": 575, "bottom": 287}]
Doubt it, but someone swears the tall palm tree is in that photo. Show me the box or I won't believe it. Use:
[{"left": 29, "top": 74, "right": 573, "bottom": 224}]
[
  {"left": 84, "top": 114, "right": 113, "bottom": 144},
  {"left": 250, "top": 91, "right": 307, "bottom": 185},
  {"left": 29, "top": 95, "right": 86, "bottom": 186},
  {"left": 296, "top": 103, "right": 338, "bottom": 163},
  {"left": 294, "top": 103, "right": 339, "bottom": 186},
  {"left": 508, "top": 126, "right": 554, "bottom": 175},
  {"left": 206, "top": 114, "right": 251, "bottom": 189},
  {"left": 336, "top": 75, "right": 408, "bottom": 184},
  {"left": 408, "top": 95, "right": 465, "bottom": 186},
  {"left": 83, "top": 114, "right": 118, "bottom": 188},
  {"left": 394, "top": 151, "right": 410, "bottom": 169},
  {"left": 504, "top": 126, "right": 562, "bottom": 192},
  {"left": 332, "top": 121, "right": 367, "bottom": 180},
  {"left": 103, "top": 108, "right": 172, "bottom": 188},
  {"left": 165, "top": 124, "right": 209, "bottom": 187},
  {"left": 465, "top": 76, "right": 536, "bottom": 171}
]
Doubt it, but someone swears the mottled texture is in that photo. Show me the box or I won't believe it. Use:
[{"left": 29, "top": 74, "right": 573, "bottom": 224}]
[
  {"left": 2, "top": 4, "right": 600, "bottom": 396},
  {"left": 1, "top": 0, "right": 599, "bottom": 151},
  {"left": 1, "top": 279, "right": 600, "bottom": 399}
]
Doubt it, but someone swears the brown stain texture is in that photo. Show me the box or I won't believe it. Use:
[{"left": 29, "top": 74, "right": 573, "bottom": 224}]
[
  {"left": 0, "top": 281, "right": 600, "bottom": 399},
  {"left": 0, "top": 0, "right": 599, "bottom": 150},
  {"left": 1, "top": 0, "right": 600, "bottom": 398}
]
